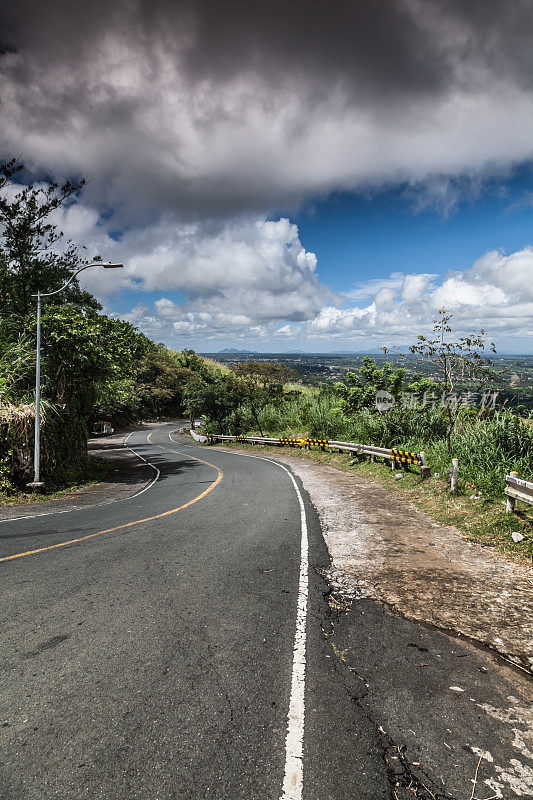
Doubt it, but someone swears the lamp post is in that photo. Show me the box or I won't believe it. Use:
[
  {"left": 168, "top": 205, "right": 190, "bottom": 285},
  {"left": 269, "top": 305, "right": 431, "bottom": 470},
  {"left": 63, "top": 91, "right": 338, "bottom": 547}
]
[{"left": 27, "top": 262, "right": 124, "bottom": 491}]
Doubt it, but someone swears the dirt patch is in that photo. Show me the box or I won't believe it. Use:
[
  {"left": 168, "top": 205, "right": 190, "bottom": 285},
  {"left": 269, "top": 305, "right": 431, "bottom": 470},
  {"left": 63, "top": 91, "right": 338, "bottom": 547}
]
[{"left": 218, "top": 445, "right": 533, "bottom": 673}]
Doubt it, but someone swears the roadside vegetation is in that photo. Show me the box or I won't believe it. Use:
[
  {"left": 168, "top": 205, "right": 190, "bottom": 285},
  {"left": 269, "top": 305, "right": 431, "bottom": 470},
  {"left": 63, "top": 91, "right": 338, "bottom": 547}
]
[
  {"left": 198, "top": 345, "right": 533, "bottom": 500},
  {"left": 231, "top": 395, "right": 533, "bottom": 499},
  {"left": 195, "top": 320, "right": 533, "bottom": 559}
]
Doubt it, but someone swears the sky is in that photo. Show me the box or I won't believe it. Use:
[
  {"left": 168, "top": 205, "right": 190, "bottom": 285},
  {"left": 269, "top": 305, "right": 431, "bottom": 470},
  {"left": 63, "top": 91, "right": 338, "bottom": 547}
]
[{"left": 1, "top": 0, "right": 532, "bottom": 353}]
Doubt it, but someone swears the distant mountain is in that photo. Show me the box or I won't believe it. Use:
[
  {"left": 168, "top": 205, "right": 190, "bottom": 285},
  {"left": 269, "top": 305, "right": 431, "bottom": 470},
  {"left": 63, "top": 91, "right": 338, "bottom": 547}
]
[
  {"left": 213, "top": 347, "right": 415, "bottom": 356},
  {"left": 218, "top": 348, "right": 258, "bottom": 354}
]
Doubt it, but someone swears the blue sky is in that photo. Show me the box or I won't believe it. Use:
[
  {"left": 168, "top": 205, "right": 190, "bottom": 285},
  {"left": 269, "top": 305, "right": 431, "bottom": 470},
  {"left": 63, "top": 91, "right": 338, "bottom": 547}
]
[
  {"left": 292, "top": 171, "right": 533, "bottom": 296},
  {"left": 1, "top": 0, "right": 533, "bottom": 353}
]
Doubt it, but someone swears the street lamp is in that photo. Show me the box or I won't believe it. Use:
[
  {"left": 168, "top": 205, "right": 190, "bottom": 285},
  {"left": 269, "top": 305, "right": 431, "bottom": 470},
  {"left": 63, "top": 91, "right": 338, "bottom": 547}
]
[{"left": 27, "top": 262, "right": 124, "bottom": 491}]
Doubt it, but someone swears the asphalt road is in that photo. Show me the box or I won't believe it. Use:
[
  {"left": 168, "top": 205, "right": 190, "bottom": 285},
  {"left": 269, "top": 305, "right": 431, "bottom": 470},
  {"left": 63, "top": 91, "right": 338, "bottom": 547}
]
[
  {"left": 1, "top": 424, "right": 531, "bottom": 800},
  {"left": 0, "top": 424, "right": 390, "bottom": 800}
]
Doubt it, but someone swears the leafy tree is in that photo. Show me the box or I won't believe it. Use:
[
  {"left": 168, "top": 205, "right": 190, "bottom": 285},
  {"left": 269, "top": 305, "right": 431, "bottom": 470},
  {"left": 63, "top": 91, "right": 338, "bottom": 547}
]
[
  {"left": 177, "top": 348, "right": 216, "bottom": 381},
  {"left": 182, "top": 378, "right": 207, "bottom": 427},
  {"left": 409, "top": 308, "right": 499, "bottom": 450},
  {"left": 232, "top": 361, "right": 297, "bottom": 435},
  {"left": 34, "top": 307, "right": 152, "bottom": 414},
  {"left": 136, "top": 345, "right": 194, "bottom": 419},
  {"left": 92, "top": 378, "right": 142, "bottom": 426},
  {"left": 334, "top": 356, "right": 407, "bottom": 414},
  {"left": 0, "top": 158, "right": 99, "bottom": 320},
  {"left": 188, "top": 376, "right": 243, "bottom": 431},
  {"left": 0, "top": 307, "right": 154, "bottom": 486},
  {"left": 360, "top": 356, "right": 406, "bottom": 395}
]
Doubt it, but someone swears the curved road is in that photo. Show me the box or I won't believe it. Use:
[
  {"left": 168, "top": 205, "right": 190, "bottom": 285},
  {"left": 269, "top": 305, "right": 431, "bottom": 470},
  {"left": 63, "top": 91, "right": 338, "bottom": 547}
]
[{"left": 0, "top": 424, "right": 389, "bottom": 800}]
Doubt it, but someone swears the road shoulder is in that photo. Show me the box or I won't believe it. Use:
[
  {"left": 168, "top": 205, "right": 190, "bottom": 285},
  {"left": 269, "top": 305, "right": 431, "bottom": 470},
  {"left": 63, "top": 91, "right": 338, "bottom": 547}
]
[
  {"left": 210, "top": 442, "right": 533, "bottom": 674},
  {"left": 0, "top": 426, "right": 154, "bottom": 521}
]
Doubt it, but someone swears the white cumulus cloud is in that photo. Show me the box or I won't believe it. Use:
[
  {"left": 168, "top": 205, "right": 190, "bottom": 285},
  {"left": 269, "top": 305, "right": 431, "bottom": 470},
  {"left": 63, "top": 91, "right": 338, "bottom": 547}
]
[{"left": 301, "top": 249, "right": 533, "bottom": 347}]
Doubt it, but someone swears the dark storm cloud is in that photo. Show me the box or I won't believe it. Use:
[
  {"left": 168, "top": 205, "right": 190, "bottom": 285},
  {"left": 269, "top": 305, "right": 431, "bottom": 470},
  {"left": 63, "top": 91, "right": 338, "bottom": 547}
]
[
  {"left": 1, "top": 0, "right": 533, "bottom": 220},
  {"left": 169, "top": 0, "right": 449, "bottom": 101},
  {"left": 439, "top": 0, "right": 533, "bottom": 90},
  {"left": 2, "top": 1, "right": 531, "bottom": 94}
]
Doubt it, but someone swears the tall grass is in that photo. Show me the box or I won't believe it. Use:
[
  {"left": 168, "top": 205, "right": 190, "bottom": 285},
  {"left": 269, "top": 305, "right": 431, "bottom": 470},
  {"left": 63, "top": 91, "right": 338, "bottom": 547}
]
[
  {"left": 426, "top": 412, "right": 533, "bottom": 497},
  {"left": 0, "top": 319, "right": 34, "bottom": 403},
  {"left": 241, "top": 395, "right": 533, "bottom": 497}
]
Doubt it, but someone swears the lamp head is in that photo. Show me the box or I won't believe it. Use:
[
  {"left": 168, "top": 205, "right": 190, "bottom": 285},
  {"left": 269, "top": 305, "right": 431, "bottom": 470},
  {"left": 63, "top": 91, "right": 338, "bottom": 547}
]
[{"left": 102, "top": 263, "right": 124, "bottom": 269}]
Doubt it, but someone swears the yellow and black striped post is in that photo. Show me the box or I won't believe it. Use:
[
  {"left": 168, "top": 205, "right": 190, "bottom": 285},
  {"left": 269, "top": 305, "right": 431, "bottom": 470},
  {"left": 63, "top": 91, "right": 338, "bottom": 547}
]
[
  {"left": 391, "top": 448, "right": 419, "bottom": 469},
  {"left": 279, "top": 437, "right": 306, "bottom": 448},
  {"left": 305, "top": 438, "right": 330, "bottom": 451}
]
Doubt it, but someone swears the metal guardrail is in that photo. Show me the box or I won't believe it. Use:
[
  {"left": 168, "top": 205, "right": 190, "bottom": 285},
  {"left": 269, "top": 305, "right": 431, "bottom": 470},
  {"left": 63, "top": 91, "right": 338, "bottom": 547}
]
[
  {"left": 206, "top": 434, "right": 428, "bottom": 473},
  {"left": 505, "top": 472, "right": 533, "bottom": 514},
  {"left": 201, "top": 435, "right": 531, "bottom": 506},
  {"left": 327, "top": 439, "right": 390, "bottom": 458},
  {"left": 190, "top": 429, "right": 208, "bottom": 443}
]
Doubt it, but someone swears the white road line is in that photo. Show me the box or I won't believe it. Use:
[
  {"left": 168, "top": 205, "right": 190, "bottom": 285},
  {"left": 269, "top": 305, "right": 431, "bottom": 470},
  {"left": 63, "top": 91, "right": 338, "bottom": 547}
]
[
  {"left": 168, "top": 433, "right": 195, "bottom": 448},
  {"left": 277, "top": 463, "right": 308, "bottom": 800},
  {"left": 0, "top": 433, "right": 160, "bottom": 523},
  {"left": 123, "top": 433, "right": 161, "bottom": 497},
  {"left": 170, "top": 432, "right": 309, "bottom": 800}
]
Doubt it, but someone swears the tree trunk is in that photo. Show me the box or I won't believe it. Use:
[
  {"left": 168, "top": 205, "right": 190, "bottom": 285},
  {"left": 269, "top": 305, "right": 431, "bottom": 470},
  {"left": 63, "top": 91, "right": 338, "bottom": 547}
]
[
  {"left": 251, "top": 406, "right": 264, "bottom": 437},
  {"left": 446, "top": 406, "right": 456, "bottom": 452}
]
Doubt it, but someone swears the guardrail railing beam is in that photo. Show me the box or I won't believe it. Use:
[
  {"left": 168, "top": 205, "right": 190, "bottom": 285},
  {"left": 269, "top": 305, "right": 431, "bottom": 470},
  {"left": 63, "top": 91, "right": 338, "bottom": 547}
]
[
  {"left": 205, "top": 433, "right": 430, "bottom": 476},
  {"left": 505, "top": 471, "right": 533, "bottom": 514}
]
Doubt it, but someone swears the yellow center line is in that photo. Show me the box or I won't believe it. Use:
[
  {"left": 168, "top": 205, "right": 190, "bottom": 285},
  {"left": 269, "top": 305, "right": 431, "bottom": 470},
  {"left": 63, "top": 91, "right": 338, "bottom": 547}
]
[{"left": 0, "top": 431, "right": 223, "bottom": 563}]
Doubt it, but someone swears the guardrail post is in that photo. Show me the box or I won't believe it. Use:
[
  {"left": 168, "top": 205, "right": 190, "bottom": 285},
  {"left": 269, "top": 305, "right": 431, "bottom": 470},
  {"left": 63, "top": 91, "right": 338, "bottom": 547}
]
[
  {"left": 506, "top": 471, "right": 518, "bottom": 514},
  {"left": 450, "top": 458, "right": 459, "bottom": 493},
  {"left": 419, "top": 451, "right": 430, "bottom": 479}
]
